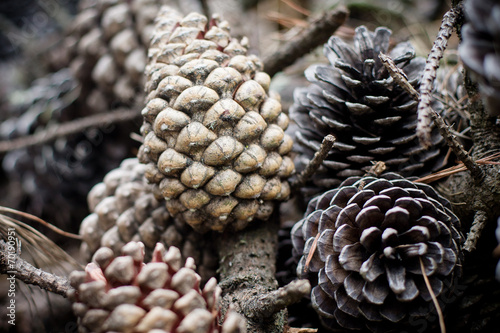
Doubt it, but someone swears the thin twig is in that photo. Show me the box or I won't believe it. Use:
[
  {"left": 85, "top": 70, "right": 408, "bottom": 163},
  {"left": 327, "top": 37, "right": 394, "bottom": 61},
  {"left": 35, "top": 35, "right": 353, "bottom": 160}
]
[
  {"left": 263, "top": 7, "right": 348, "bottom": 77},
  {"left": 417, "top": 5, "right": 462, "bottom": 149},
  {"left": 250, "top": 279, "right": 311, "bottom": 319},
  {"left": 290, "top": 134, "right": 336, "bottom": 189},
  {"left": 463, "top": 210, "right": 488, "bottom": 252},
  {"left": 0, "top": 240, "right": 72, "bottom": 297},
  {"left": 0, "top": 108, "right": 140, "bottom": 154},
  {"left": 419, "top": 257, "right": 446, "bottom": 333},
  {"left": 379, "top": 52, "right": 483, "bottom": 181},
  {"left": 0, "top": 207, "right": 81, "bottom": 240}
]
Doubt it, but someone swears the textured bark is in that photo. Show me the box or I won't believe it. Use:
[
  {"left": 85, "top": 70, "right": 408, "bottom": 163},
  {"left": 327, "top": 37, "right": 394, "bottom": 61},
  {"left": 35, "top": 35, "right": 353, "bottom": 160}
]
[
  {"left": 0, "top": 240, "right": 72, "bottom": 297},
  {"left": 216, "top": 215, "right": 286, "bottom": 333}
]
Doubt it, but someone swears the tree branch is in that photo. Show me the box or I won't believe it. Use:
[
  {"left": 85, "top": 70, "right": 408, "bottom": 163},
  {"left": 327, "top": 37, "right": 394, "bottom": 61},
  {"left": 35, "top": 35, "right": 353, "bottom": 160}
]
[
  {"left": 263, "top": 7, "right": 348, "bottom": 77},
  {"left": 379, "top": 52, "right": 483, "bottom": 181},
  {"left": 0, "top": 108, "right": 140, "bottom": 154},
  {"left": 463, "top": 210, "right": 488, "bottom": 252},
  {"left": 417, "top": 4, "right": 462, "bottom": 148},
  {"left": 0, "top": 240, "right": 72, "bottom": 297},
  {"left": 217, "top": 217, "right": 307, "bottom": 332}
]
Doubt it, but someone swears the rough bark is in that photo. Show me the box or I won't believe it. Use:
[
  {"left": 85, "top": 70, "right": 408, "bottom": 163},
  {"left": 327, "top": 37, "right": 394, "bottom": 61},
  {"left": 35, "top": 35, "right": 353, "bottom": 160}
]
[{"left": 216, "top": 215, "right": 286, "bottom": 333}]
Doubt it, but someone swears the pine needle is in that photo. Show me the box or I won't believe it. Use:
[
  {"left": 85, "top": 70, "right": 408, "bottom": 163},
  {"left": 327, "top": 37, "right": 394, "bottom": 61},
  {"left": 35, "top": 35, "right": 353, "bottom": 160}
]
[
  {"left": 0, "top": 206, "right": 82, "bottom": 272},
  {"left": 419, "top": 257, "right": 446, "bottom": 333},
  {"left": 304, "top": 232, "right": 321, "bottom": 273}
]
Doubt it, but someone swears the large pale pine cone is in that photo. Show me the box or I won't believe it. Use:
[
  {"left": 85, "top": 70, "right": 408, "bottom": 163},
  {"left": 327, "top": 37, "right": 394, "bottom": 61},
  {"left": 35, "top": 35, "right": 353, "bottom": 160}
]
[
  {"left": 79, "top": 158, "right": 218, "bottom": 282},
  {"left": 459, "top": 0, "right": 500, "bottom": 116},
  {"left": 290, "top": 26, "right": 445, "bottom": 200},
  {"left": 68, "top": 241, "right": 246, "bottom": 333},
  {"left": 137, "top": 7, "right": 294, "bottom": 232},
  {"left": 291, "top": 173, "right": 463, "bottom": 332}
]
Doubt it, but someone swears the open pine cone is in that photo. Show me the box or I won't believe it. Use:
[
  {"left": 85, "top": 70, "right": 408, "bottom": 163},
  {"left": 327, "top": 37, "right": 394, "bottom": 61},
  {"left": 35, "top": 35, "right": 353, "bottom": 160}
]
[
  {"left": 79, "top": 158, "right": 218, "bottom": 283},
  {"left": 290, "top": 26, "right": 445, "bottom": 200},
  {"left": 137, "top": 7, "right": 294, "bottom": 232},
  {"left": 291, "top": 173, "right": 463, "bottom": 332},
  {"left": 459, "top": 0, "right": 500, "bottom": 116},
  {"left": 68, "top": 241, "right": 246, "bottom": 333}
]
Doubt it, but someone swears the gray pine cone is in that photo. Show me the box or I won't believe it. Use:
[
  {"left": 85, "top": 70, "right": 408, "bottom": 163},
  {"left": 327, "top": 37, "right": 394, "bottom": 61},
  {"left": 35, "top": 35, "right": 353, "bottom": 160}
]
[
  {"left": 138, "top": 7, "right": 294, "bottom": 232},
  {"left": 291, "top": 173, "right": 463, "bottom": 332},
  {"left": 80, "top": 158, "right": 218, "bottom": 283},
  {"left": 459, "top": 0, "right": 500, "bottom": 116},
  {"left": 290, "top": 26, "right": 445, "bottom": 200},
  {"left": 68, "top": 241, "right": 246, "bottom": 333},
  {"left": 58, "top": 0, "right": 158, "bottom": 112}
]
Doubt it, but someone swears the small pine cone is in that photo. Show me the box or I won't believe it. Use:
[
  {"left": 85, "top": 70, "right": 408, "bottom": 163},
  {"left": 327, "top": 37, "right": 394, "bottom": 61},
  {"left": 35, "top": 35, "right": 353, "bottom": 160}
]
[
  {"left": 291, "top": 173, "right": 463, "bottom": 332},
  {"left": 290, "top": 26, "right": 445, "bottom": 200},
  {"left": 459, "top": 0, "right": 500, "bottom": 116},
  {"left": 137, "top": 7, "right": 294, "bottom": 232},
  {"left": 69, "top": 241, "right": 247, "bottom": 333},
  {"left": 80, "top": 158, "right": 218, "bottom": 282}
]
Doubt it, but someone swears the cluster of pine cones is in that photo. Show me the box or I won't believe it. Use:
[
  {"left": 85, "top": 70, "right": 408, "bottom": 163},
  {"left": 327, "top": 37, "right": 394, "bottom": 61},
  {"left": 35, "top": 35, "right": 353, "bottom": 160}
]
[{"left": 8, "top": 0, "right": 500, "bottom": 332}]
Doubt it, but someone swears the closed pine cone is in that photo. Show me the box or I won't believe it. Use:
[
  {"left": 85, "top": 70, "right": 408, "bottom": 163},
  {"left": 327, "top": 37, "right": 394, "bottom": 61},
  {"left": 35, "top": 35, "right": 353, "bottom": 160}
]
[
  {"left": 57, "top": 0, "right": 159, "bottom": 113},
  {"left": 68, "top": 241, "right": 247, "bottom": 333},
  {"left": 137, "top": 7, "right": 294, "bottom": 232},
  {"left": 80, "top": 158, "right": 218, "bottom": 283},
  {"left": 290, "top": 26, "right": 445, "bottom": 200},
  {"left": 291, "top": 173, "right": 463, "bottom": 332}
]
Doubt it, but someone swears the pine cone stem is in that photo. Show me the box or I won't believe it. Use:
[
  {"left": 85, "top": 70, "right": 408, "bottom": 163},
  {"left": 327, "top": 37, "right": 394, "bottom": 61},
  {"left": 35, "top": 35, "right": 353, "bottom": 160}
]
[
  {"left": 217, "top": 217, "right": 287, "bottom": 332},
  {"left": 417, "top": 4, "right": 463, "bottom": 148},
  {"left": 290, "top": 134, "right": 335, "bottom": 190},
  {"left": 0, "top": 240, "right": 73, "bottom": 297},
  {"left": 262, "top": 7, "right": 348, "bottom": 77}
]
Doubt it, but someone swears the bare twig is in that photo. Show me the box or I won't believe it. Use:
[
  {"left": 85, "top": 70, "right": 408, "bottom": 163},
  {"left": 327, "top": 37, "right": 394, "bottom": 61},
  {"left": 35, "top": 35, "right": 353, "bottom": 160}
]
[
  {"left": 263, "top": 7, "right": 348, "bottom": 77},
  {"left": 379, "top": 53, "right": 419, "bottom": 100},
  {"left": 379, "top": 52, "right": 483, "bottom": 181},
  {"left": 0, "top": 108, "right": 140, "bottom": 154},
  {"left": 0, "top": 240, "right": 72, "bottom": 297},
  {"left": 417, "top": 5, "right": 462, "bottom": 149},
  {"left": 249, "top": 279, "right": 311, "bottom": 319},
  {"left": 463, "top": 210, "right": 488, "bottom": 252},
  {"left": 419, "top": 257, "right": 446, "bottom": 333},
  {"left": 290, "top": 134, "right": 335, "bottom": 189}
]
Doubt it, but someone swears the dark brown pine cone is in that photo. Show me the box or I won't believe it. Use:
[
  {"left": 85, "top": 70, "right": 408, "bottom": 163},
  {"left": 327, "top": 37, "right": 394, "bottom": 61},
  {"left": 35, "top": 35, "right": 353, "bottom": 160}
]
[
  {"left": 68, "top": 241, "right": 246, "bottom": 333},
  {"left": 459, "top": 0, "right": 500, "bottom": 116},
  {"left": 0, "top": 68, "right": 132, "bottom": 233},
  {"left": 291, "top": 173, "right": 463, "bottom": 332},
  {"left": 137, "top": 7, "right": 294, "bottom": 232},
  {"left": 79, "top": 158, "right": 218, "bottom": 283},
  {"left": 290, "top": 26, "right": 445, "bottom": 200}
]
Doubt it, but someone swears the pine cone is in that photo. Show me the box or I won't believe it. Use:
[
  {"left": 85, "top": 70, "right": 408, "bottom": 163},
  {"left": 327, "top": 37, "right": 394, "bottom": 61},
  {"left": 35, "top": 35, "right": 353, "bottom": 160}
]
[
  {"left": 57, "top": 0, "right": 158, "bottom": 113},
  {"left": 80, "top": 158, "right": 218, "bottom": 283},
  {"left": 137, "top": 7, "right": 294, "bottom": 232},
  {"left": 459, "top": 0, "right": 500, "bottom": 116},
  {"left": 291, "top": 173, "right": 463, "bottom": 332},
  {"left": 68, "top": 241, "right": 247, "bottom": 333},
  {"left": 496, "top": 218, "right": 500, "bottom": 282},
  {"left": 290, "top": 26, "right": 445, "bottom": 200}
]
